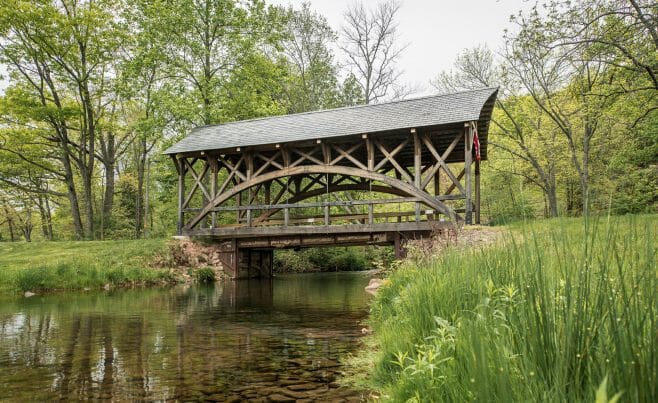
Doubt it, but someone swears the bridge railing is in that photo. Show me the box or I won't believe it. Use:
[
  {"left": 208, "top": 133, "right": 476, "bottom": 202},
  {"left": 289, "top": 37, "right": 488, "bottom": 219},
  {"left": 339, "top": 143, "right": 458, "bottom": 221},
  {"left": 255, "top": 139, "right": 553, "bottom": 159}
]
[{"left": 182, "top": 196, "right": 464, "bottom": 229}]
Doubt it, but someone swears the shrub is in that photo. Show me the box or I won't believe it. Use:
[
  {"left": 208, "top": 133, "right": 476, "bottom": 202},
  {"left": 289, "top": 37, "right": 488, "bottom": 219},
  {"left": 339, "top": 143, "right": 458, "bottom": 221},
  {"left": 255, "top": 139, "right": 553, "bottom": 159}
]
[{"left": 195, "top": 268, "right": 216, "bottom": 283}]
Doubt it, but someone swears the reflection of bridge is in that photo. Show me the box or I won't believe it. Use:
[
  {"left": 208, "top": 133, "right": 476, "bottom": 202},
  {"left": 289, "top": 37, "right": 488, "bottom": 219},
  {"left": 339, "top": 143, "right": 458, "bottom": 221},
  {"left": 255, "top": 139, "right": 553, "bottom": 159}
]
[{"left": 165, "top": 88, "right": 498, "bottom": 278}]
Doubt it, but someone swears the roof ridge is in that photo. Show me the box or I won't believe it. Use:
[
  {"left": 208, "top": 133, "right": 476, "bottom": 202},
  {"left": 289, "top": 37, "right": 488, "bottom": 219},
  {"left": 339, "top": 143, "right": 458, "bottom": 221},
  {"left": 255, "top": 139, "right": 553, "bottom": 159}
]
[{"left": 190, "top": 87, "right": 498, "bottom": 134}]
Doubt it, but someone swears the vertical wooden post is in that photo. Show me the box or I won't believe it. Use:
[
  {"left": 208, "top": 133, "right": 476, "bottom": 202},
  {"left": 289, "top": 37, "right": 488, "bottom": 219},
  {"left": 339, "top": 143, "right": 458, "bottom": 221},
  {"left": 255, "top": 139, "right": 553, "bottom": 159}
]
[
  {"left": 413, "top": 129, "right": 421, "bottom": 222},
  {"left": 209, "top": 157, "right": 218, "bottom": 228},
  {"left": 322, "top": 142, "right": 331, "bottom": 165},
  {"left": 236, "top": 189, "right": 242, "bottom": 224},
  {"left": 284, "top": 207, "right": 289, "bottom": 226},
  {"left": 395, "top": 170, "right": 402, "bottom": 223},
  {"left": 368, "top": 203, "right": 374, "bottom": 224},
  {"left": 177, "top": 157, "right": 185, "bottom": 235},
  {"left": 475, "top": 159, "right": 481, "bottom": 224},
  {"left": 246, "top": 152, "right": 254, "bottom": 226},
  {"left": 464, "top": 122, "right": 473, "bottom": 225},
  {"left": 264, "top": 181, "right": 271, "bottom": 223},
  {"left": 365, "top": 135, "right": 374, "bottom": 171},
  {"left": 324, "top": 205, "right": 329, "bottom": 225},
  {"left": 434, "top": 170, "right": 440, "bottom": 196},
  {"left": 394, "top": 233, "right": 406, "bottom": 258}
]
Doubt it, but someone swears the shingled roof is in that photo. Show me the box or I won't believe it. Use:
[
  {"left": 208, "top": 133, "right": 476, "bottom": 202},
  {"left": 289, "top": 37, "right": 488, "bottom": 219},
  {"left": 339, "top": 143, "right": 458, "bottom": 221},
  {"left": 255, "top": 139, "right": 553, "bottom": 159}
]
[{"left": 164, "top": 87, "right": 498, "bottom": 155}]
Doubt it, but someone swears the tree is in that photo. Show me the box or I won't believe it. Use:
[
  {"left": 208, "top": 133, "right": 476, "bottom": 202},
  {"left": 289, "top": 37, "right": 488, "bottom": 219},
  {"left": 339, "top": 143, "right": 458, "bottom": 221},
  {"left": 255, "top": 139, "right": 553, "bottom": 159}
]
[
  {"left": 340, "top": 0, "right": 407, "bottom": 104},
  {"left": 0, "top": 0, "right": 128, "bottom": 239},
  {"left": 533, "top": 0, "right": 657, "bottom": 95},
  {"left": 281, "top": 2, "right": 341, "bottom": 113},
  {"left": 432, "top": 46, "right": 562, "bottom": 217},
  {"left": 506, "top": 6, "right": 616, "bottom": 215},
  {"left": 147, "top": 0, "right": 285, "bottom": 126}
]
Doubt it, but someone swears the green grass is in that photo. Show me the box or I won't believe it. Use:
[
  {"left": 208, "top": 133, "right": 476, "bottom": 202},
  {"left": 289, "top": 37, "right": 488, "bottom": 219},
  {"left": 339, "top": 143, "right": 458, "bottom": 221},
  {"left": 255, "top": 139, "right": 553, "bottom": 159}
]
[
  {"left": 344, "top": 215, "right": 657, "bottom": 402},
  {"left": 0, "top": 239, "right": 174, "bottom": 293}
]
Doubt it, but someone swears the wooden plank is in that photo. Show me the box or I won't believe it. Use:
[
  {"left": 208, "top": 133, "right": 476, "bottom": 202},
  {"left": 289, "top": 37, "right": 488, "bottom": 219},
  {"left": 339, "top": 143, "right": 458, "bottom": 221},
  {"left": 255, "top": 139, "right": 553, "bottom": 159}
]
[
  {"left": 191, "top": 221, "right": 436, "bottom": 238},
  {"left": 331, "top": 143, "right": 366, "bottom": 169},
  {"left": 365, "top": 136, "right": 374, "bottom": 171},
  {"left": 414, "top": 132, "right": 421, "bottom": 222},
  {"left": 465, "top": 123, "right": 473, "bottom": 224},
  {"left": 445, "top": 168, "right": 465, "bottom": 195},
  {"left": 218, "top": 155, "right": 246, "bottom": 182},
  {"left": 475, "top": 159, "right": 481, "bottom": 224},
  {"left": 177, "top": 157, "right": 185, "bottom": 235},
  {"left": 243, "top": 210, "right": 431, "bottom": 226},
  {"left": 421, "top": 134, "right": 465, "bottom": 194},
  {"left": 210, "top": 196, "right": 421, "bottom": 212},
  {"left": 210, "top": 157, "right": 218, "bottom": 227},
  {"left": 182, "top": 158, "right": 211, "bottom": 208}
]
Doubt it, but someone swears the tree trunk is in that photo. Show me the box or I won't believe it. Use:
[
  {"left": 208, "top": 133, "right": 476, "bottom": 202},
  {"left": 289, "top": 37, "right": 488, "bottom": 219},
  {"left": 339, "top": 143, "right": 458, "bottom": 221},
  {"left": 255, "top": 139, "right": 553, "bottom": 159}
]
[
  {"left": 60, "top": 137, "right": 84, "bottom": 240},
  {"left": 135, "top": 143, "right": 146, "bottom": 239},
  {"left": 103, "top": 162, "right": 115, "bottom": 232},
  {"left": 547, "top": 185, "right": 559, "bottom": 218},
  {"left": 37, "top": 195, "right": 53, "bottom": 241},
  {"left": 80, "top": 168, "right": 94, "bottom": 240},
  {"left": 2, "top": 203, "right": 16, "bottom": 242},
  {"left": 581, "top": 125, "right": 591, "bottom": 216}
]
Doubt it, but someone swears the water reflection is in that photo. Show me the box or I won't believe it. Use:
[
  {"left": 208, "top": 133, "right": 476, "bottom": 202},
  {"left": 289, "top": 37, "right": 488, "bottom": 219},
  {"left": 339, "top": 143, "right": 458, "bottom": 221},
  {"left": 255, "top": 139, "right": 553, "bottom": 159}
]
[{"left": 0, "top": 272, "right": 372, "bottom": 401}]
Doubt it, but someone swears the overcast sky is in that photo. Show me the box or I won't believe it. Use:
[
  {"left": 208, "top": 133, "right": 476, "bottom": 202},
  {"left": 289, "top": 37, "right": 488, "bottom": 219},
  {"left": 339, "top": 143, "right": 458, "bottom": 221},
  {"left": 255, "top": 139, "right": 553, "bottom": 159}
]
[
  {"left": 0, "top": 0, "right": 533, "bottom": 96},
  {"left": 272, "top": 0, "right": 534, "bottom": 95}
]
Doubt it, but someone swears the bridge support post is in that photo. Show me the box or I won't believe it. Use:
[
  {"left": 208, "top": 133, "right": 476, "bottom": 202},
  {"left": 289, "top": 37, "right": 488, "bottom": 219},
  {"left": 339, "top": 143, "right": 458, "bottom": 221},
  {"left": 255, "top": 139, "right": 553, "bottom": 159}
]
[
  {"left": 465, "top": 123, "right": 473, "bottom": 225},
  {"left": 176, "top": 157, "right": 185, "bottom": 236},
  {"left": 475, "top": 159, "right": 481, "bottom": 225},
  {"left": 394, "top": 233, "right": 407, "bottom": 259},
  {"left": 218, "top": 239, "right": 273, "bottom": 279}
]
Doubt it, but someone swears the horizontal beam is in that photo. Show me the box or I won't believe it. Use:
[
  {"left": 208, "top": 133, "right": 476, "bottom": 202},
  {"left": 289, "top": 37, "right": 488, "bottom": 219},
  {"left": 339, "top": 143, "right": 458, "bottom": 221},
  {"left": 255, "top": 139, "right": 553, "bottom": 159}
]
[
  {"left": 242, "top": 210, "right": 435, "bottom": 226},
  {"left": 187, "top": 221, "right": 445, "bottom": 238},
  {"left": 210, "top": 196, "right": 421, "bottom": 212}
]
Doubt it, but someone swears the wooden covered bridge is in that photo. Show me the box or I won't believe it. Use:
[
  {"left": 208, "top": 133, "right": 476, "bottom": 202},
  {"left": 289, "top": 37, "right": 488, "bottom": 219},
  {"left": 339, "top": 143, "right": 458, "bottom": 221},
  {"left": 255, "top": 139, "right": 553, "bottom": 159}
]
[{"left": 165, "top": 87, "right": 498, "bottom": 278}]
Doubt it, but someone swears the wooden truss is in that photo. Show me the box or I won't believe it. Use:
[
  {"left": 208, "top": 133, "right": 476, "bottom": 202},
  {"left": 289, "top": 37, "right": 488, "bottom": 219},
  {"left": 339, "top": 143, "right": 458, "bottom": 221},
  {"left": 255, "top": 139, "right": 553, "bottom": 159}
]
[{"left": 174, "top": 122, "right": 481, "bottom": 237}]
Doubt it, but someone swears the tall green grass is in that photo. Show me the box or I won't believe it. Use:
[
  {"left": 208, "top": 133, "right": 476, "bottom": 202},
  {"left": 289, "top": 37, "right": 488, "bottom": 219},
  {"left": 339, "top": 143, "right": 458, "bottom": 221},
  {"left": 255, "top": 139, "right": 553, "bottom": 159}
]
[
  {"left": 0, "top": 240, "right": 174, "bottom": 293},
  {"left": 346, "top": 215, "right": 657, "bottom": 402}
]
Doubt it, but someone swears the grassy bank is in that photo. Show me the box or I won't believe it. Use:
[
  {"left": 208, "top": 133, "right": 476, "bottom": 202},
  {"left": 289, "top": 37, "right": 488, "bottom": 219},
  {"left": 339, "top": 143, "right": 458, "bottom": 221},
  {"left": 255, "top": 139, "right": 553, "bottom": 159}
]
[
  {"left": 345, "top": 215, "right": 657, "bottom": 402},
  {"left": 0, "top": 239, "right": 174, "bottom": 293}
]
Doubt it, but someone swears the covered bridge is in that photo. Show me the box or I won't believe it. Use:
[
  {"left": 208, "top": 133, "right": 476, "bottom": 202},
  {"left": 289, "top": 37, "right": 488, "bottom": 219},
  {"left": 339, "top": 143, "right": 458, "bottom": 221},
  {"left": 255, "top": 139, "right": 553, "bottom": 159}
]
[{"left": 165, "top": 87, "right": 497, "bottom": 277}]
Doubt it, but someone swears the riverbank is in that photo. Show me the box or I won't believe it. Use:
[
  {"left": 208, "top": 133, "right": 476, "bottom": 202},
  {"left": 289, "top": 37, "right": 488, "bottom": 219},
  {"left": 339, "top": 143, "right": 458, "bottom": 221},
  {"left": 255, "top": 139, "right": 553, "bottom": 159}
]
[
  {"left": 343, "top": 215, "right": 657, "bottom": 401},
  {"left": 0, "top": 239, "right": 177, "bottom": 293}
]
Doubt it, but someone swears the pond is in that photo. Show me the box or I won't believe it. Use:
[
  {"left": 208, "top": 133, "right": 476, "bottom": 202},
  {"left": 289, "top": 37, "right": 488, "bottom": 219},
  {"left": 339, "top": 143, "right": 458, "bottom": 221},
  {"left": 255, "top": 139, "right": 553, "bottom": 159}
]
[{"left": 0, "top": 272, "right": 373, "bottom": 401}]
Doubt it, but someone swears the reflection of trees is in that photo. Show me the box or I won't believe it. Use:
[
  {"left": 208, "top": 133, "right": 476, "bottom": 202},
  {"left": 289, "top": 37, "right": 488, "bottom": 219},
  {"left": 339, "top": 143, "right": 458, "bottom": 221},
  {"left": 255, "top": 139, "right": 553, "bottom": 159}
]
[{"left": 0, "top": 275, "right": 369, "bottom": 400}]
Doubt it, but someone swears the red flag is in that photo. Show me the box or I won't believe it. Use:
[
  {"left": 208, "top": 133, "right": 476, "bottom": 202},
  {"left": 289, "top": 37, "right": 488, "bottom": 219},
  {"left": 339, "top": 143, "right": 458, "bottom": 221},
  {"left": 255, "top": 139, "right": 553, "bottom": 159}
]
[{"left": 473, "top": 127, "right": 481, "bottom": 161}]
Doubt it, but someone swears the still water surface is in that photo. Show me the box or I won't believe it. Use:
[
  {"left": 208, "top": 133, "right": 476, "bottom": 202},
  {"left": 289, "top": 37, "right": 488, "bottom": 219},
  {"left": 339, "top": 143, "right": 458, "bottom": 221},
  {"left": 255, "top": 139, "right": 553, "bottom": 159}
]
[{"left": 0, "top": 272, "right": 372, "bottom": 401}]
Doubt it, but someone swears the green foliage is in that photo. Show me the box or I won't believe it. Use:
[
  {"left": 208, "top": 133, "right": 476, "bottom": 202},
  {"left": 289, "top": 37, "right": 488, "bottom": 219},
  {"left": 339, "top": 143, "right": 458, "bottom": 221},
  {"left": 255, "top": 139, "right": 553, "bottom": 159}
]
[
  {"left": 344, "top": 215, "right": 657, "bottom": 402},
  {"left": 482, "top": 170, "right": 536, "bottom": 225},
  {"left": 274, "top": 246, "right": 388, "bottom": 273},
  {"left": 194, "top": 268, "right": 216, "bottom": 283}
]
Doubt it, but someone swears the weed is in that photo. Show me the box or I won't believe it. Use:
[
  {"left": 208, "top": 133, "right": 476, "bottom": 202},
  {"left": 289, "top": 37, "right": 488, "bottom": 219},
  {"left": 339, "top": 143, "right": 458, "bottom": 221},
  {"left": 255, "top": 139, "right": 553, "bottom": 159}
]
[{"left": 195, "top": 267, "right": 216, "bottom": 283}]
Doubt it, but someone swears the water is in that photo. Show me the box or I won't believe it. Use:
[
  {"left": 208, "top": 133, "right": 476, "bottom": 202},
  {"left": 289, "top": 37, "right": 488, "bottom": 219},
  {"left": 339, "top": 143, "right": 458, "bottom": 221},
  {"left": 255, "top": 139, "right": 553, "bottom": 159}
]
[{"left": 0, "top": 272, "right": 373, "bottom": 401}]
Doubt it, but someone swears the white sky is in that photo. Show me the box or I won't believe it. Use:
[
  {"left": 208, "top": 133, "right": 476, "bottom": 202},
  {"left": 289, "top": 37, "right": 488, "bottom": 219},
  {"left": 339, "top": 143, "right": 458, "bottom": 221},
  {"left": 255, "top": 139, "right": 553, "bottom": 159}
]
[
  {"left": 271, "top": 0, "right": 534, "bottom": 95},
  {"left": 0, "top": 0, "right": 534, "bottom": 96}
]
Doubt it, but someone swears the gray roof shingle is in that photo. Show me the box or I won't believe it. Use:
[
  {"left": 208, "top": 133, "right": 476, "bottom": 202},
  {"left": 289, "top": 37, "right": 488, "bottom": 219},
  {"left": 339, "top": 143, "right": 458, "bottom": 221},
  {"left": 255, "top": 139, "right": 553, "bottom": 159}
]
[{"left": 164, "top": 87, "right": 498, "bottom": 155}]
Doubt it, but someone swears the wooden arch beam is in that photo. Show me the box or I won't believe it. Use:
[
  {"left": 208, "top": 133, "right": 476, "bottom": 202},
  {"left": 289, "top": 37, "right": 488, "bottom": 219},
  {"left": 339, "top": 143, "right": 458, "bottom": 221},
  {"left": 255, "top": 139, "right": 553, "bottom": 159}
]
[{"left": 186, "top": 165, "right": 458, "bottom": 230}]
